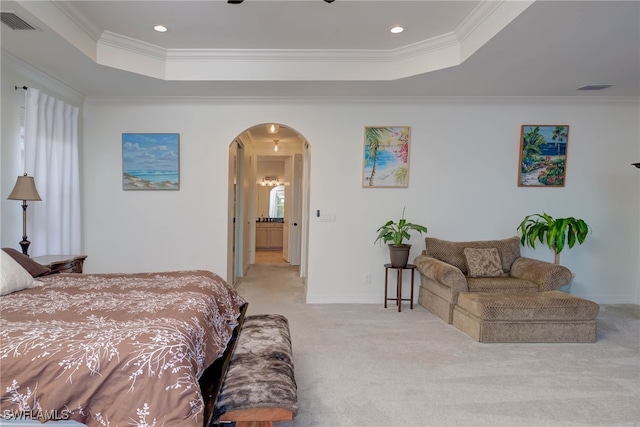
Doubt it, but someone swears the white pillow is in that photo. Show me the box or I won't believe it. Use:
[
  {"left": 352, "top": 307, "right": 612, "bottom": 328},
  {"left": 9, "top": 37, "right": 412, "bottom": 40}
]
[{"left": 1, "top": 250, "right": 43, "bottom": 296}]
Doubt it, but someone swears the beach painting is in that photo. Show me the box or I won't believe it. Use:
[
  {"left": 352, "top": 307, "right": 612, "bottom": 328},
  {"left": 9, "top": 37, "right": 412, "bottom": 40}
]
[
  {"left": 122, "top": 133, "right": 180, "bottom": 190},
  {"left": 518, "top": 125, "right": 569, "bottom": 187},
  {"left": 363, "top": 126, "right": 410, "bottom": 188}
]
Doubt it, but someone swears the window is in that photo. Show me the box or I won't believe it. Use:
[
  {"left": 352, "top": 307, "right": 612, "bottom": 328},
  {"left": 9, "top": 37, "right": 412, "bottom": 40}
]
[{"left": 269, "top": 185, "right": 285, "bottom": 218}]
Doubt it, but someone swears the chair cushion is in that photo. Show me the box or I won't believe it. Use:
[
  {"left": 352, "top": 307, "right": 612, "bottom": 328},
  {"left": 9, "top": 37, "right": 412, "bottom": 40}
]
[
  {"left": 456, "top": 291, "right": 600, "bottom": 321},
  {"left": 463, "top": 247, "right": 507, "bottom": 277},
  {"left": 425, "top": 237, "right": 521, "bottom": 274},
  {"left": 466, "top": 276, "right": 539, "bottom": 293}
]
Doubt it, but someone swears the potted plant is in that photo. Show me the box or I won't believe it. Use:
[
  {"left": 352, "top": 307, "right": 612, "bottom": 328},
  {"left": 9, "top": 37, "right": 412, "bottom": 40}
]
[
  {"left": 517, "top": 212, "right": 591, "bottom": 265},
  {"left": 375, "top": 208, "right": 428, "bottom": 268}
]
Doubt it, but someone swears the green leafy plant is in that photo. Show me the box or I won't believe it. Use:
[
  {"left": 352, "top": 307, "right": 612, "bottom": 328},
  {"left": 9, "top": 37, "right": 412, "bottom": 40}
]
[
  {"left": 375, "top": 208, "right": 428, "bottom": 246},
  {"left": 517, "top": 213, "right": 591, "bottom": 264}
]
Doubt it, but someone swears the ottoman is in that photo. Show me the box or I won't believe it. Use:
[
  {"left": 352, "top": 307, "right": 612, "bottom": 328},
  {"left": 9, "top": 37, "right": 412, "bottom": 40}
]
[{"left": 452, "top": 291, "right": 599, "bottom": 343}]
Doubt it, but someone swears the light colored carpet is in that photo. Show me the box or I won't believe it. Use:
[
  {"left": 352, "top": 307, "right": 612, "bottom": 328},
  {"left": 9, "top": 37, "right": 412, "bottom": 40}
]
[
  {"left": 235, "top": 264, "right": 640, "bottom": 427},
  {"left": 255, "top": 250, "right": 289, "bottom": 264}
]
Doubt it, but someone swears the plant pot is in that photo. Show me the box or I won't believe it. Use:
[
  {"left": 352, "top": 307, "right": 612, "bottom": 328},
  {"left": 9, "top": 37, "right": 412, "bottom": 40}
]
[{"left": 388, "top": 244, "right": 411, "bottom": 268}]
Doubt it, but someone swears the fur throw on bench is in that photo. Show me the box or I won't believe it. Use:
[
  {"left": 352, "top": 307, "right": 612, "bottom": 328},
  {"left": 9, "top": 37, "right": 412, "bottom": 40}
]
[{"left": 213, "top": 314, "right": 298, "bottom": 422}]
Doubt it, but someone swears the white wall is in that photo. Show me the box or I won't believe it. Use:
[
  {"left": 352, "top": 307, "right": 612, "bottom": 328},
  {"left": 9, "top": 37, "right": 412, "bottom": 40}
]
[
  {"left": 79, "top": 97, "right": 640, "bottom": 305},
  {"left": 2, "top": 53, "right": 638, "bottom": 304}
]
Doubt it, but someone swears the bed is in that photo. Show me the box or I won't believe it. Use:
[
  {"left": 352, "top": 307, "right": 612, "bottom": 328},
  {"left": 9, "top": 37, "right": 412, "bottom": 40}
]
[{"left": 0, "top": 250, "right": 246, "bottom": 427}]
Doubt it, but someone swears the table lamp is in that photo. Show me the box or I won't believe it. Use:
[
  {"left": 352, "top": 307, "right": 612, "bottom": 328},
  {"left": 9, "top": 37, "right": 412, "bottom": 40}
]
[{"left": 7, "top": 173, "right": 42, "bottom": 256}]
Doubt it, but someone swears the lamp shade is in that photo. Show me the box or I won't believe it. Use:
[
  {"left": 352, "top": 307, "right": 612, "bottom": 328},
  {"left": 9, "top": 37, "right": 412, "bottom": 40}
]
[{"left": 7, "top": 174, "right": 42, "bottom": 201}]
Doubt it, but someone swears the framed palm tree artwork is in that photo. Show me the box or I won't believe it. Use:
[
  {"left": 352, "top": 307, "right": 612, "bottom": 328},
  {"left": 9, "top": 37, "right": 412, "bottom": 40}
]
[
  {"left": 518, "top": 125, "right": 569, "bottom": 187},
  {"left": 362, "top": 126, "right": 411, "bottom": 188}
]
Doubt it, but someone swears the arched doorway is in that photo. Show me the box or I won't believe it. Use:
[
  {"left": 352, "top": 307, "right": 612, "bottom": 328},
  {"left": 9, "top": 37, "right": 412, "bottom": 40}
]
[{"left": 227, "top": 123, "right": 310, "bottom": 287}]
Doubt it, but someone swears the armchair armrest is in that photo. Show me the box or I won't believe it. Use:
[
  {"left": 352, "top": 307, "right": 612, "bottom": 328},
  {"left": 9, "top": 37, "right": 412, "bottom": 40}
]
[
  {"left": 414, "top": 253, "right": 468, "bottom": 294},
  {"left": 510, "top": 256, "right": 573, "bottom": 291}
]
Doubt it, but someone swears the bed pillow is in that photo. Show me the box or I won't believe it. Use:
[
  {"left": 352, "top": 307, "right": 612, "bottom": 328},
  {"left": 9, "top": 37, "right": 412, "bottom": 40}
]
[
  {"left": 1, "top": 247, "right": 51, "bottom": 277},
  {"left": 463, "top": 247, "right": 507, "bottom": 278},
  {"left": 0, "top": 250, "right": 43, "bottom": 296}
]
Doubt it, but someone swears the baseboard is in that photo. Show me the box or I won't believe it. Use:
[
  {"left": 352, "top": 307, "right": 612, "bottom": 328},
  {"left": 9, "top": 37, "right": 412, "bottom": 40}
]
[
  {"left": 305, "top": 294, "right": 388, "bottom": 304},
  {"left": 304, "top": 293, "right": 638, "bottom": 305}
]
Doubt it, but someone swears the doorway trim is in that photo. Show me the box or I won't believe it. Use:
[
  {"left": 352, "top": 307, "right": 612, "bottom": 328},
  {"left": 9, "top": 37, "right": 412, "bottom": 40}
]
[
  {"left": 227, "top": 124, "right": 310, "bottom": 287},
  {"left": 227, "top": 139, "right": 245, "bottom": 285}
]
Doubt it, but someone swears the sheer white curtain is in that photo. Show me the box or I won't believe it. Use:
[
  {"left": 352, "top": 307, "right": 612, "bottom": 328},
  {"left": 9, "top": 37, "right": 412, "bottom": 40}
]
[{"left": 24, "top": 88, "right": 81, "bottom": 257}]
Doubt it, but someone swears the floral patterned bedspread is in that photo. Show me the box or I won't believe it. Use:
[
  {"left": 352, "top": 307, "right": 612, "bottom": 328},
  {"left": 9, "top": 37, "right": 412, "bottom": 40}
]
[{"left": 0, "top": 270, "right": 245, "bottom": 427}]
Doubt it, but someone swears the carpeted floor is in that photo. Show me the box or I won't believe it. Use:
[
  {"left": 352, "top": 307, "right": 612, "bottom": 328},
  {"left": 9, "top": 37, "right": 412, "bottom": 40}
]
[
  {"left": 235, "top": 264, "right": 640, "bottom": 427},
  {"left": 255, "top": 250, "right": 289, "bottom": 264}
]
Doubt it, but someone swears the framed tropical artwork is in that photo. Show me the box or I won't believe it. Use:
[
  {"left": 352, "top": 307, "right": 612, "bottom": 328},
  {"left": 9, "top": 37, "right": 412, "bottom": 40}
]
[
  {"left": 122, "top": 133, "right": 180, "bottom": 190},
  {"left": 518, "top": 125, "right": 569, "bottom": 187},
  {"left": 362, "top": 126, "right": 411, "bottom": 188}
]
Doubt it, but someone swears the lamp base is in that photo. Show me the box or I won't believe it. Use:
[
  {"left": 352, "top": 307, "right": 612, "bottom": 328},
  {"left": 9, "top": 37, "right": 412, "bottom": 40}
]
[{"left": 19, "top": 238, "right": 31, "bottom": 256}]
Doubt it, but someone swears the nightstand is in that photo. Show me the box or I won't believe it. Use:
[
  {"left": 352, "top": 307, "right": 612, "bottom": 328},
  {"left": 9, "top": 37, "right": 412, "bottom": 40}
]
[{"left": 32, "top": 255, "right": 87, "bottom": 274}]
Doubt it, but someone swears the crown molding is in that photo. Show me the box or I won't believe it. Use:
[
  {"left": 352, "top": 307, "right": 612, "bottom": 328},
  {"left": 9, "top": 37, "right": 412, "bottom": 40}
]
[
  {"left": 99, "top": 30, "right": 462, "bottom": 81},
  {"left": 1, "top": 50, "right": 85, "bottom": 106},
  {"left": 17, "top": 0, "right": 98, "bottom": 61},
  {"left": 97, "top": 31, "right": 168, "bottom": 79},
  {"left": 21, "top": 0, "right": 533, "bottom": 82},
  {"left": 83, "top": 95, "right": 640, "bottom": 106},
  {"left": 456, "top": 0, "right": 535, "bottom": 61},
  {"left": 52, "top": 1, "right": 102, "bottom": 42}
]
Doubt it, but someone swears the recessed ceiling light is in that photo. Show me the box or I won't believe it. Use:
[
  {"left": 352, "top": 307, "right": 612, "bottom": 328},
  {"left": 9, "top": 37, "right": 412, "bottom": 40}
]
[
  {"left": 390, "top": 26, "right": 405, "bottom": 34},
  {"left": 153, "top": 25, "right": 168, "bottom": 33}
]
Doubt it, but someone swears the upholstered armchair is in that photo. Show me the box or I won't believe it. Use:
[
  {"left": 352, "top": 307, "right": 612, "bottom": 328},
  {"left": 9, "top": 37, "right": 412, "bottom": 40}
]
[{"left": 414, "top": 236, "right": 573, "bottom": 324}]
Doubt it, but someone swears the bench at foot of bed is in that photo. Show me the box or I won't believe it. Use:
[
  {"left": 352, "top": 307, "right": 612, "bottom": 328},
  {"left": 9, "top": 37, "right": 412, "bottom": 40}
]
[
  {"left": 212, "top": 314, "right": 298, "bottom": 427},
  {"left": 218, "top": 407, "right": 295, "bottom": 427}
]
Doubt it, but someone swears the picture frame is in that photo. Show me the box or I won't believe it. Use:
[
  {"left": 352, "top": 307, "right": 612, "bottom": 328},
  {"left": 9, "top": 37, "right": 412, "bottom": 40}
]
[
  {"left": 518, "top": 125, "right": 569, "bottom": 187},
  {"left": 362, "top": 126, "right": 411, "bottom": 188},
  {"left": 122, "top": 133, "right": 180, "bottom": 190}
]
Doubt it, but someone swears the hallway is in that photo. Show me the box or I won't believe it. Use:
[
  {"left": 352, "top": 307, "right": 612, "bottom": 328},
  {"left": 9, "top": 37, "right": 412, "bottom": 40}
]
[{"left": 254, "top": 250, "right": 289, "bottom": 265}]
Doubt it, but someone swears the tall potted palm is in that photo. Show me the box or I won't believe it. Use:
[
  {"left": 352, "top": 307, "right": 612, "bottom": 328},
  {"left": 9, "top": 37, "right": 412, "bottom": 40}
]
[
  {"left": 375, "top": 209, "right": 428, "bottom": 267},
  {"left": 365, "top": 127, "right": 391, "bottom": 187},
  {"left": 551, "top": 126, "right": 568, "bottom": 156},
  {"left": 517, "top": 213, "right": 591, "bottom": 265}
]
